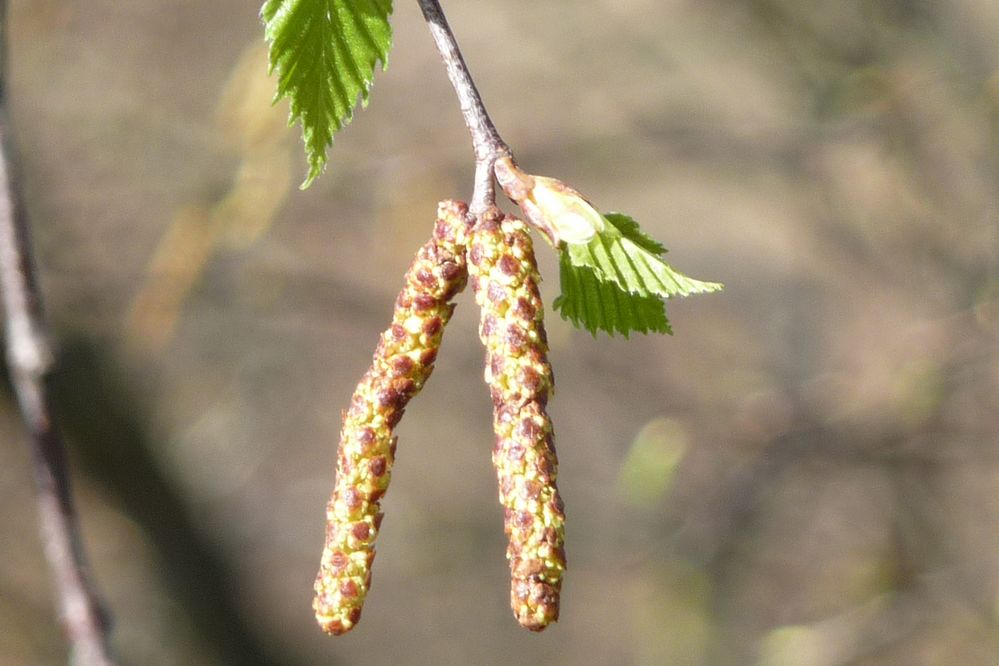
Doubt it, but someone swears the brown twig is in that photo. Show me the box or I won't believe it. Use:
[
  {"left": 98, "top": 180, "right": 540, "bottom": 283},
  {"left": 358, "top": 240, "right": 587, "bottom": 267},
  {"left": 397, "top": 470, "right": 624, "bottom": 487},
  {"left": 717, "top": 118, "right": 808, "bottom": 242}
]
[
  {"left": 0, "top": 4, "right": 115, "bottom": 664},
  {"left": 416, "top": 0, "right": 511, "bottom": 215}
]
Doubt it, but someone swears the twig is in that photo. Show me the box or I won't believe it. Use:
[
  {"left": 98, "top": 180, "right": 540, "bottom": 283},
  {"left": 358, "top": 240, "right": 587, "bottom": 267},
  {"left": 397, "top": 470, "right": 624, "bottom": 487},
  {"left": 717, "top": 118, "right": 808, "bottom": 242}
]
[
  {"left": 416, "top": 0, "right": 511, "bottom": 215},
  {"left": 0, "top": 4, "right": 115, "bottom": 665}
]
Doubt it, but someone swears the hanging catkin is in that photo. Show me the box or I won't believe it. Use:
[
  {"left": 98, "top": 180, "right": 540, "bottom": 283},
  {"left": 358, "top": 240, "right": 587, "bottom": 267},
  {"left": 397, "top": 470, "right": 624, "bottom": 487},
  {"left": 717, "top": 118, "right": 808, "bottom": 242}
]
[
  {"left": 313, "top": 200, "right": 472, "bottom": 635},
  {"left": 467, "top": 207, "right": 567, "bottom": 631}
]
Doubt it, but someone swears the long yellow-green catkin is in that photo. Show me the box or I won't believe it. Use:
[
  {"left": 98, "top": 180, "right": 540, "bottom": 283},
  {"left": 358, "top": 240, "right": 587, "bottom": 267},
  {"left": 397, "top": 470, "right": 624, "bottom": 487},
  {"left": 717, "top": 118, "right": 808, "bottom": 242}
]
[
  {"left": 467, "top": 208, "right": 567, "bottom": 631},
  {"left": 314, "top": 200, "right": 472, "bottom": 635}
]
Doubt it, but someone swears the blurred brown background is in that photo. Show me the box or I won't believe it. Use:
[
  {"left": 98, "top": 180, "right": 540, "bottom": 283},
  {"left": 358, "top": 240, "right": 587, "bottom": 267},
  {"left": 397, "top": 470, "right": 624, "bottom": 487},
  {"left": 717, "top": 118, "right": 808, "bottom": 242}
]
[{"left": 3, "top": 0, "right": 999, "bottom": 664}]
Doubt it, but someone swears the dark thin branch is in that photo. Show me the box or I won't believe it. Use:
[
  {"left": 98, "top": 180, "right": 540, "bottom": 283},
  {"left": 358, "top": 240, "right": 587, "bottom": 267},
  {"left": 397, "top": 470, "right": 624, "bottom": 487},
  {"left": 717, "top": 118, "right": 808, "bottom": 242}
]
[
  {"left": 416, "top": 0, "right": 511, "bottom": 215},
  {"left": 0, "top": 5, "right": 115, "bottom": 665}
]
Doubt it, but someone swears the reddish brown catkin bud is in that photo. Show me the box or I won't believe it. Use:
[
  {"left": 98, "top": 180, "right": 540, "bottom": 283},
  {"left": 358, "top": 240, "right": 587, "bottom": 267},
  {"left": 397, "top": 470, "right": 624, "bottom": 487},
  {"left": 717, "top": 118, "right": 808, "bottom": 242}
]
[
  {"left": 314, "top": 200, "right": 472, "bottom": 635},
  {"left": 468, "top": 208, "right": 567, "bottom": 631}
]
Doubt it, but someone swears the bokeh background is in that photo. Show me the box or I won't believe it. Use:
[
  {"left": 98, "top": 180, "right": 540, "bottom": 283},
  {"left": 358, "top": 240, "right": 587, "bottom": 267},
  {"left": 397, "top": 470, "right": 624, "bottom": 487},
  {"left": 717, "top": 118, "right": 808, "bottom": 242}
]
[{"left": 3, "top": 0, "right": 999, "bottom": 664}]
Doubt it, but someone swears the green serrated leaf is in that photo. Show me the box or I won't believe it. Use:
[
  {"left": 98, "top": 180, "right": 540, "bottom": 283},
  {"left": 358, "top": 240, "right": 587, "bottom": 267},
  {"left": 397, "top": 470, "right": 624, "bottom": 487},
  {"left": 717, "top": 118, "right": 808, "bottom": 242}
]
[
  {"left": 262, "top": 0, "right": 393, "bottom": 188},
  {"left": 603, "top": 212, "right": 666, "bottom": 254},
  {"left": 555, "top": 212, "right": 722, "bottom": 337},
  {"left": 565, "top": 213, "right": 723, "bottom": 300},
  {"left": 554, "top": 253, "right": 672, "bottom": 337}
]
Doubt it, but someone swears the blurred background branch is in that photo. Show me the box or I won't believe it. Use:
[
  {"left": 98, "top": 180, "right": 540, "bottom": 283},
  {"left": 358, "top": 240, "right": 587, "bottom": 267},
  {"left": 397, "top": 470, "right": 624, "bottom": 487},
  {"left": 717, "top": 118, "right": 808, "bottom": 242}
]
[{"left": 0, "top": 1, "right": 114, "bottom": 663}]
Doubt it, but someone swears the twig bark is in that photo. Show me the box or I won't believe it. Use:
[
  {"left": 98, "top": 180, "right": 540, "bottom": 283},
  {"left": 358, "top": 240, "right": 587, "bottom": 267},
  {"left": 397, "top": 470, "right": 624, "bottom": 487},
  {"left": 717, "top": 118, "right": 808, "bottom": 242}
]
[
  {"left": 0, "top": 4, "right": 115, "bottom": 664},
  {"left": 416, "top": 0, "right": 511, "bottom": 215}
]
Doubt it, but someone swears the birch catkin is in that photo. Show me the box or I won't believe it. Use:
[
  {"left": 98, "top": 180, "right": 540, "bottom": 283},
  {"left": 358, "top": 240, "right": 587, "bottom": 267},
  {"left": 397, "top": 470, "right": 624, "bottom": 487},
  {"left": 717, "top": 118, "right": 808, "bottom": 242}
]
[
  {"left": 314, "top": 200, "right": 472, "bottom": 635},
  {"left": 468, "top": 208, "right": 567, "bottom": 631}
]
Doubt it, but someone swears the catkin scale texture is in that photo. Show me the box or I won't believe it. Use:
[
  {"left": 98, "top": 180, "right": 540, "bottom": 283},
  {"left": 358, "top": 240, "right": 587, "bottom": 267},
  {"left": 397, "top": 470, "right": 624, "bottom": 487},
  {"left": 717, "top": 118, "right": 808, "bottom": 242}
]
[
  {"left": 468, "top": 209, "right": 567, "bottom": 631},
  {"left": 313, "top": 200, "right": 472, "bottom": 635}
]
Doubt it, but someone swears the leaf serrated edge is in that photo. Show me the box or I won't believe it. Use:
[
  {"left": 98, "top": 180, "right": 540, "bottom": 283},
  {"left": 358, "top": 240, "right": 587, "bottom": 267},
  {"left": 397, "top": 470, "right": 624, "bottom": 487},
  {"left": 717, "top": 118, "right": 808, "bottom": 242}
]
[{"left": 262, "top": 0, "right": 393, "bottom": 188}]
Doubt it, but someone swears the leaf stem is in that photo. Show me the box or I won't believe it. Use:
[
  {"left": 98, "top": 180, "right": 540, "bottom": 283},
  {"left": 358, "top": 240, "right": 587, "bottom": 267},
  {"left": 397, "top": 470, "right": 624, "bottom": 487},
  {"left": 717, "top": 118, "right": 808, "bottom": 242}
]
[
  {"left": 0, "top": 4, "right": 115, "bottom": 664},
  {"left": 416, "top": 0, "right": 510, "bottom": 215}
]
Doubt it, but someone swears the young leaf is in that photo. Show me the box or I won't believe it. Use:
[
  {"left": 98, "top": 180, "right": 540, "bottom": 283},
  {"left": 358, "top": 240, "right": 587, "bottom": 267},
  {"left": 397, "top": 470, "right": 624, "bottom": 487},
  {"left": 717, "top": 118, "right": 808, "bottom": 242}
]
[
  {"left": 563, "top": 213, "right": 723, "bottom": 300},
  {"left": 262, "top": 0, "right": 393, "bottom": 188},
  {"left": 602, "top": 213, "right": 665, "bottom": 255},
  {"left": 554, "top": 254, "right": 672, "bottom": 337},
  {"left": 556, "top": 213, "right": 722, "bottom": 336}
]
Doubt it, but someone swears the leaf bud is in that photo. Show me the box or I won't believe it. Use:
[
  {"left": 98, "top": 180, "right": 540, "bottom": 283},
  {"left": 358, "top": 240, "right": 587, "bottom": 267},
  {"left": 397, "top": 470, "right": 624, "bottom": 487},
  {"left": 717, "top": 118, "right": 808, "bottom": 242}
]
[{"left": 494, "top": 156, "right": 605, "bottom": 246}]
